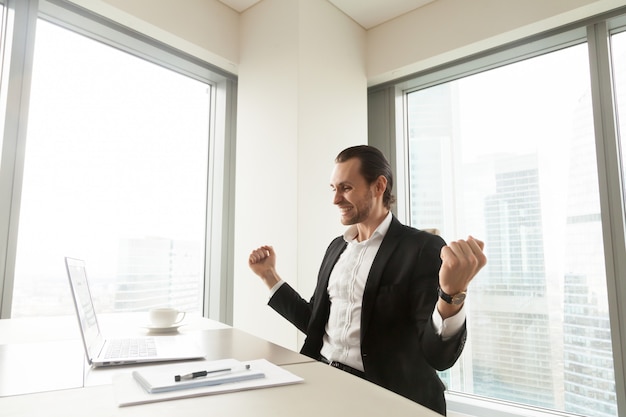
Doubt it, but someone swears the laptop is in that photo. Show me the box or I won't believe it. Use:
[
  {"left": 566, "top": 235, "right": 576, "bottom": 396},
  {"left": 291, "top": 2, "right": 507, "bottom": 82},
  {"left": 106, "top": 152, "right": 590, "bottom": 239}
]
[{"left": 65, "top": 257, "right": 205, "bottom": 367}]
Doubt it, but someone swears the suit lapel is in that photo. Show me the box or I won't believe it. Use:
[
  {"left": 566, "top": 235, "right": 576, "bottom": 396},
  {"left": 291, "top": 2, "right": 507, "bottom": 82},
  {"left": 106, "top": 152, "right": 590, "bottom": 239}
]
[
  {"left": 319, "top": 239, "right": 346, "bottom": 290},
  {"left": 311, "top": 239, "right": 347, "bottom": 323},
  {"left": 360, "top": 217, "right": 404, "bottom": 341}
]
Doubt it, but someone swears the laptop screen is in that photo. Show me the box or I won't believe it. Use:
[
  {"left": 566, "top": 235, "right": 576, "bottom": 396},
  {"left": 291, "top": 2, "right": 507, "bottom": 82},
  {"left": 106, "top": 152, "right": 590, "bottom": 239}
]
[{"left": 65, "top": 257, "right": 104, "bottom": 361}]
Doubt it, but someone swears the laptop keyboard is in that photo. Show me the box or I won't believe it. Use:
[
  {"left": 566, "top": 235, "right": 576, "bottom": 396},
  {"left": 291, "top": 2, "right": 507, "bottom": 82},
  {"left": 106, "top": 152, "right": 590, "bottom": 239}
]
[{"left": 104, "top": 337, "right": 157, "bottom": 359}]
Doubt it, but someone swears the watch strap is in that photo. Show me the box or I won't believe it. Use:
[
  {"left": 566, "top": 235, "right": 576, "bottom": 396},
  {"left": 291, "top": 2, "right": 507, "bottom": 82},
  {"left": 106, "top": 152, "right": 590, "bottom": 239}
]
[{"left": 437, "top": 286, "right": 466, "bottom": 305}]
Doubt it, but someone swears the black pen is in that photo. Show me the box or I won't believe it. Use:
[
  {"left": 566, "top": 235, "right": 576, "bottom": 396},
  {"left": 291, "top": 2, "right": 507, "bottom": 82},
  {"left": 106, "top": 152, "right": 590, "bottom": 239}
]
[{"left": 174, "top": 364, "right": 250, "bottom": 382}]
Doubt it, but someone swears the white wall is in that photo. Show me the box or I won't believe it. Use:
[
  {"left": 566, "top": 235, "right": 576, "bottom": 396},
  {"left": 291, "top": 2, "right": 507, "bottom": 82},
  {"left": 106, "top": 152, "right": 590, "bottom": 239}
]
[
  {"left": 366, "top": 0, "right": 625, "bottom": 85},
  {"left": 233, "top": 0, "right": 366, "bottom": 349},
  {"left": 76, "top": 0, "right": 625, "bottom": 87},
  {"left": 69, "top": 0, "right": 240, "bottom": 75}
]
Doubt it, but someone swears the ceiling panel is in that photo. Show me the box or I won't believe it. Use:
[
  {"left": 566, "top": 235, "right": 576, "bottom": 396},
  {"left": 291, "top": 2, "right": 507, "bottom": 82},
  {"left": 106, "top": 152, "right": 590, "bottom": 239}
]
[
  {"left": 217, "top": 0, "right": 435, "bottom": 29},
  {"left": 327, "top": 0, "right": 434, "bottom": 29}
]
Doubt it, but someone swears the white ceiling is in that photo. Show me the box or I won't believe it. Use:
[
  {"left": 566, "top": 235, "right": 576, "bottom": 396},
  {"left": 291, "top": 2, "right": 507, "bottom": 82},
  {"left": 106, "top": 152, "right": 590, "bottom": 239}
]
[{"left": 217, "top": 0, "right": 435, "bottom": 30}]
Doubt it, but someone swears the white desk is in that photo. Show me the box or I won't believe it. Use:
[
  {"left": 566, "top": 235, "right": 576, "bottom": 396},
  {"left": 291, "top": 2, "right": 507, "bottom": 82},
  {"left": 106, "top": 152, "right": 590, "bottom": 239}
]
[
  {"left": 0, "top": 315, "right": 441, "bottom": 417},
  {"left": 2, "top": 362, "right": 441, "bottom": 417},
  {"left": 0, "top": 313, "right": 227, "bottom": 344},
  {"left": 0, "top": 314, "right": 310, "bottom": 395}
]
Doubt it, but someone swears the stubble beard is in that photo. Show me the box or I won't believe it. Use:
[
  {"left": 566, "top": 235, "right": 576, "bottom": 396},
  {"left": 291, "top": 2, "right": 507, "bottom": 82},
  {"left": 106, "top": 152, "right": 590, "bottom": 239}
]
[{"left": 339, "top": 191, "right": 373, "bottom": 226}]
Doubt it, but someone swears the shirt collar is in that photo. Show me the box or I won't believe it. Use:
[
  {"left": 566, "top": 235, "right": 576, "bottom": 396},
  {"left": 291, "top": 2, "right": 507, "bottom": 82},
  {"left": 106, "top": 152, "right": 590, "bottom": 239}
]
[{"left": 343, "top": 211, "right": 393, "bottom": 243}]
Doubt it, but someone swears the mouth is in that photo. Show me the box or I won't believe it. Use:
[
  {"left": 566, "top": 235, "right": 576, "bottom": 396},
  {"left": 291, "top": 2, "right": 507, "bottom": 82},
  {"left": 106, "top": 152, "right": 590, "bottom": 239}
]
[{"left": 338, "top": 206, "right": 353, "bottom": 215}]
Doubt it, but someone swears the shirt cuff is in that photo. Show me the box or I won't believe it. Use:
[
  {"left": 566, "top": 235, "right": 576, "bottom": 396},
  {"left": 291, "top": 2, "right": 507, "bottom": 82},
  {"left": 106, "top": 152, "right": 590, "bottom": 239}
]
[
  {"left": 268, "top": 279, "right": 285, "bottom": 299},
  {"left": 432, "top": 303, "right": 466, "bottom": 340}
]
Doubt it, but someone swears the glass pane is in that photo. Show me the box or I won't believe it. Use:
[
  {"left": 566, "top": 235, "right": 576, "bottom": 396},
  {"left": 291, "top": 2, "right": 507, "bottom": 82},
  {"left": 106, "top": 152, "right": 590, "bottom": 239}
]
[
  {"left": 407, "top": 44, "right": 617, "bottom": 416},
  {"left": 11, "top": 19, "right": 210, "bottom": 317}
]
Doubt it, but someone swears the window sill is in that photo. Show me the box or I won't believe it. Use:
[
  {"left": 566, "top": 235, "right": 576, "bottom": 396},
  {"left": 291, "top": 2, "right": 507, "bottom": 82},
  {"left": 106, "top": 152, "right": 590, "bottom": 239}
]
[{"left": 446, "top": 392, "right": 575, "bottom": 417}]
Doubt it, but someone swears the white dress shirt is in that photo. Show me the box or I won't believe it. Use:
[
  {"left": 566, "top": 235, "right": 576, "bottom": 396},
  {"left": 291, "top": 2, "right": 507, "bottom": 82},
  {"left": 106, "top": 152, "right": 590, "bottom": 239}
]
[{"left": 270, "top": 212, "right": 465, "bottom": 371}]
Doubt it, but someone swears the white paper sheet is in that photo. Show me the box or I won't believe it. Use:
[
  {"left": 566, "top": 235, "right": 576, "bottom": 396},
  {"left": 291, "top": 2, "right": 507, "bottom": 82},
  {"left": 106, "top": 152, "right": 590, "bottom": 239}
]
[{"left": 112, "top": 358, "right": 303, "bottom": 407}]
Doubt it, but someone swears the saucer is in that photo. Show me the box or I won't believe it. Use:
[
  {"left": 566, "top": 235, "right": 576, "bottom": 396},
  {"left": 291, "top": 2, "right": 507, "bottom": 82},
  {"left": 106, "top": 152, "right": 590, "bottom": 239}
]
[{"left": 142, "top": 323, "right": 183, "bottom": 333}]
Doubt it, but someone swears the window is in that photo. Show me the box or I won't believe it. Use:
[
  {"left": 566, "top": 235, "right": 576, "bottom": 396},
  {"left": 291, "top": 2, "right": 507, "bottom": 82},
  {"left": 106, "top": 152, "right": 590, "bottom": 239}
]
[
  {"left": 370, "top": 11, "right": 626, "bottom": 417},
  {"left": 0, "top": 0, "right": 236, "bottom": 321},
  {"left": 10, "top": 18, "right": 210, "bottom": 316},
  {"left": 406, "top": 42, "right": 616, "bottom": 417}
]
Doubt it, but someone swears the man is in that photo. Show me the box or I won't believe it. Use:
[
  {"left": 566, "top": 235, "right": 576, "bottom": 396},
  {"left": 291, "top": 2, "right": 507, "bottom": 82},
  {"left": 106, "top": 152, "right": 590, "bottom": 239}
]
[{"left": 249, "top": 145, "right": 486, "bottom": 415}]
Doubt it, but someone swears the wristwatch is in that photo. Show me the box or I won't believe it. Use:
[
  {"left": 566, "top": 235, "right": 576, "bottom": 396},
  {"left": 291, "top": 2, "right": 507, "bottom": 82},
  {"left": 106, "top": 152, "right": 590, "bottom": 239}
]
[{"left": 437, "top": 286, "right": 467, "bottom": 305}]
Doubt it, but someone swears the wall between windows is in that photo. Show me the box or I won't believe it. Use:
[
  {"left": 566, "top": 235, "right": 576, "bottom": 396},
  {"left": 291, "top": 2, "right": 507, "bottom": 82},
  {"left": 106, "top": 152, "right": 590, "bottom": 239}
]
[{"left": 233, "top": 0, "right": 367, "bottom": 349}]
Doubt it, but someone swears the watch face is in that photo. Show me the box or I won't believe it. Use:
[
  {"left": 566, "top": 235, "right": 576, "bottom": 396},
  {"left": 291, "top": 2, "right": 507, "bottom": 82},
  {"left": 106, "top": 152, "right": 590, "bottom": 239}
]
[{"left": 451, "top": 292, "right": 467, "bottom": 305}]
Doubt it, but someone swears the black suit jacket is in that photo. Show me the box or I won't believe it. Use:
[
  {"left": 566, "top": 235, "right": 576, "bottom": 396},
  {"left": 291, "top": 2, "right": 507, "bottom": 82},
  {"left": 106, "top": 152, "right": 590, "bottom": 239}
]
[{"left": 268, "top": 216, "right": 466, "bottom": 415}]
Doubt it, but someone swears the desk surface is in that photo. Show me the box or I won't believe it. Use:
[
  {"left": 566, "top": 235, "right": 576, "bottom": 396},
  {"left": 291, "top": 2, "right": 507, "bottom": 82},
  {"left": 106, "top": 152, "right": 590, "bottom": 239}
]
[
  {"left": 0, "top": 315, "right": 90, "bottom": 344},
  {"left": 84, "top": 327, "right": 313, "bottom": 387},
  {"left": 0, "top": 314, "right": 311, "bottom": 395},
  {"left": 2, "top": 361, "right": 441, "bottom": 417},
  {"left": 0, "top": 315, "right": 440, "bottom": 417},
  {"left": 0, "top": 313, "right": 229, "bottom": 344}
]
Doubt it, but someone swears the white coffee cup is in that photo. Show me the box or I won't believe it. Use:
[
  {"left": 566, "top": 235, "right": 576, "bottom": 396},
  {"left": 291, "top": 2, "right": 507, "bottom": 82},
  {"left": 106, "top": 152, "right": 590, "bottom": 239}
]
[{"left": 149, "top": 307, "right": 186, "bottom": 328}]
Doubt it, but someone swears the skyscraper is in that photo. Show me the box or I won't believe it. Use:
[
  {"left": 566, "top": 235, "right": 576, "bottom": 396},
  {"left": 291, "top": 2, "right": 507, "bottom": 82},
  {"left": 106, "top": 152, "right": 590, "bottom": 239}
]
[
  {"left": 561, "top": 88, "right": 616, "bottom": 417},
  {"left": 472, "top": 155, "right": 555, "bottom": 407}
]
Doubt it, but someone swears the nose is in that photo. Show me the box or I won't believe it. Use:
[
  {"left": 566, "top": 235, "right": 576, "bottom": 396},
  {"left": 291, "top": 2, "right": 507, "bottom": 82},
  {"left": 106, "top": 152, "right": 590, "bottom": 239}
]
[{"left": 333, "top": 190, "right": 343, "bottom": 205}]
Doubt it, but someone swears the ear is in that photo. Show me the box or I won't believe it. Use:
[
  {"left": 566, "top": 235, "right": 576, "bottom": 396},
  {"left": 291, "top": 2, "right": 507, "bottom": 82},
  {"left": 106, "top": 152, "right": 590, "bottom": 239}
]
[{"left": 373, "top": 175, "right": 387, "bottom": 197}]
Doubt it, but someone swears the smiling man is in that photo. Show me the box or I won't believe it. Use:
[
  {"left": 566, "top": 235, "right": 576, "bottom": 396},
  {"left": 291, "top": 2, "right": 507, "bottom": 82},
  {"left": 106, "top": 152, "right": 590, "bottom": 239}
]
[{"left": 248, "top": 145, "right": 486, "bottom": 416}]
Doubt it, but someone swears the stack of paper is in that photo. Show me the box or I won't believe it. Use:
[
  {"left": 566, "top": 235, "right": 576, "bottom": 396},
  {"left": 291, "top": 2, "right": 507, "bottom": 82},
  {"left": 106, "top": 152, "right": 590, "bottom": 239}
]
[
  {"left": 132, "top": 359, "right": 265, "bottom": 393},
  {"left": 112, "top": 358, "right": 303, "bottom": 407}
]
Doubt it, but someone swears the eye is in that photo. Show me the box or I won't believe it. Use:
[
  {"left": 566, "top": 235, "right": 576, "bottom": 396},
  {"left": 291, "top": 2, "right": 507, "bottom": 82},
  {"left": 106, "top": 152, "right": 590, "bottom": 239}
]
[{"left": 331, "top": 184, "right": 351, "bottom": 193}]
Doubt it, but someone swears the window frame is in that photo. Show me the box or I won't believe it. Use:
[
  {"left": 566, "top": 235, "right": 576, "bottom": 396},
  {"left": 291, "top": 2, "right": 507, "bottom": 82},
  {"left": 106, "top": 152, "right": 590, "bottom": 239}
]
[
  {"left": 0, "top": 0, "right": 237, "bottom": 324},
  {"left": 368, "top": 7, "right": 626, "bottom": 417}
]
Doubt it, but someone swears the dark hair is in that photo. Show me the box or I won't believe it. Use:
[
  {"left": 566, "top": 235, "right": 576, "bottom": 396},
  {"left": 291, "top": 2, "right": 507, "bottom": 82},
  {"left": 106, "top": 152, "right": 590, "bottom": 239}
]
[{"left": 335, "top": 145, "right": 396, "bottom": 209}]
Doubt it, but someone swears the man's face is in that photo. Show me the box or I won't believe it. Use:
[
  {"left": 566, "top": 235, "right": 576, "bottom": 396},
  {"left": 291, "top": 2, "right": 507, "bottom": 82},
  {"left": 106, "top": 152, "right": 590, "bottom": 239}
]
[{"left": 330, "top": 158, "right": 375, "bottom": 225}]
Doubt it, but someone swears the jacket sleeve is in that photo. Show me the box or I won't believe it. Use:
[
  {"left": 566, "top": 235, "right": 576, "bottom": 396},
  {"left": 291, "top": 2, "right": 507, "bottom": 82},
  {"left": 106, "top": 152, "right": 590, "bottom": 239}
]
[
  {"left": 268, "top": 282, "right": 312, "bottom": 334},
  {"left": 267, "top": 236, "right": 345, "bottom": 337},
  {"left": 415, "top": 233, "right": 467, "bottom": 370},
  {"left": 422, "top": 314, "right": 467, "bottom": 371}
]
